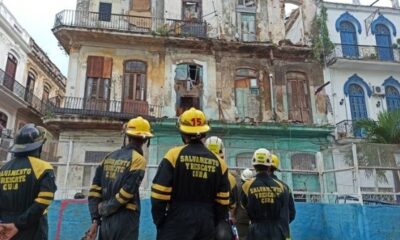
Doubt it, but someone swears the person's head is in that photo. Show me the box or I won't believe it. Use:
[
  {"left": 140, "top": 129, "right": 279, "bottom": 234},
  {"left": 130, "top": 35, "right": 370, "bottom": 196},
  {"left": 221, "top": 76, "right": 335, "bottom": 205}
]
[
  {"left": 125, "top": 116, "right": 153, "bottom": 147},
  {"left": 241, "top": 168, "right": 254, "bottom": 182},
  {"left": 252, "top": 148, "right": 273, "bottom": 173},
  {"left": 9, "top": 123, "right": 48, "bottom": 158},
  {"left": 177, "top": 107, "right": 210, "bottom": 144},
  {"left": 271, "top": 154, "right": 280, "bottom": 173},
  {"left": 205, "top": 136, "right": 224, "bottom": 159}
]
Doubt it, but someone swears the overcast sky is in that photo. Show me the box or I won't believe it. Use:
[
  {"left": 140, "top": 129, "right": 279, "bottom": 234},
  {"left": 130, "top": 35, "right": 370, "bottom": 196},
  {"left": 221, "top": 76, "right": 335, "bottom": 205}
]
[{"left": 1, "top": 0, "right": 393, "bottom": 77}]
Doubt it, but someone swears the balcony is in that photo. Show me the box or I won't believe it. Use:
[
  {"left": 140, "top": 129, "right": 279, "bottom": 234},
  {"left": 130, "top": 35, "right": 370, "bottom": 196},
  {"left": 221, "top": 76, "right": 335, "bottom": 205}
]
[
  {"left": 327, "top": 44, "right": 400, "bottom": 71},
  {"left": 0, "top": 69, "right": 48, "bottom": 114},
  {"left": 53, "top": 10, "right": 207, "bottom": 39},
  {"left": 46, "top": 96, "right": 163, "bottom": 121},
  {"left": 336, "top": 120, "right": 367, "bottom": 140}
]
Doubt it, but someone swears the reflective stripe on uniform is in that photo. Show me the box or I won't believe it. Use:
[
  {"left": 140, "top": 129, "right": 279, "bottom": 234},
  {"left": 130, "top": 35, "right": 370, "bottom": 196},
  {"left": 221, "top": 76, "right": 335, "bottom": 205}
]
[
  {"left": 215, "top": 198, "right": 229, "bottom": 205},
  {"left": 116, "top": 193, "right": 129, "bottom": 204},
  {"left": 89, "top": 192, "right": 102, "bottom": 198},
  {"left": 216, "top": 191, "right": 229, "bottom": 198},
  {"left": 90, "top": 184, "right": 102, "bottom": 191},
  {"left": 120, "top": 188, "right": 133, "bottom": 199},
  {"left": 38, "top": 192, "right": 54, "bottom": 198},
  {"left": 35, "top": 198, "right": 52, "bottom": 205},
  {"left": 152, "top": 184, "right": 172, "bottom": 193},
  {"left": 151, "top": 192, "right": 171, "bottom": 201},
  {"left": 126, "top": 203, "right": 138, "bottom": 211}
]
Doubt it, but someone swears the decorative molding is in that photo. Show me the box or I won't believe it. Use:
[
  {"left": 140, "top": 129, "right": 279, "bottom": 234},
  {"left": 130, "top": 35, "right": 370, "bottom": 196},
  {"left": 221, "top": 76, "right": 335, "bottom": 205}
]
[
  {"left": 344, "top": 74, "right": 372, "bottom": 97},
  {"left": 335, "top": 11, "right": 362, "bottom": 34},
  {"left": 371, "top": 14, "right": 396, "bottom": 36},
  {"left": 383, "top": 76, "right": 400, "bottom": 90}
]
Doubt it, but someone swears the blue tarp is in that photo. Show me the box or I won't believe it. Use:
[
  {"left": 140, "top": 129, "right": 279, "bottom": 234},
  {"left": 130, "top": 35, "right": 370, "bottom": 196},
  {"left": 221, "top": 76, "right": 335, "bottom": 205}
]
[{"left": 48, "top": 200, "right": 400, "bottom": 240}]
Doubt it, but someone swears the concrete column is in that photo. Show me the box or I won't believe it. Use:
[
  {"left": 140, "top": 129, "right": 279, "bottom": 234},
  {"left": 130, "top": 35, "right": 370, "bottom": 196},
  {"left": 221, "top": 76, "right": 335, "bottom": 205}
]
[{"left": 392, "top": 0, "right": 399, "bottom": 8}]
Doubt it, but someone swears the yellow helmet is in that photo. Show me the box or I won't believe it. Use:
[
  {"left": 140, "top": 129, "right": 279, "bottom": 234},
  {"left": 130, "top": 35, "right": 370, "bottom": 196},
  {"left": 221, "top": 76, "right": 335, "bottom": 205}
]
[
  {"left": 205, "top": 136, "right": 224, "bottom": 158},
  {"left": 271, "top": 154, "right": 280, "bottom": 170},
  {"left": 125, "top": 116, "right": 153, "bottom": 138},
  {"left": 178, "top": 107, "right": 210, "bottom": 134},
  {"left": 252, "top": 148, "right": 272, "bottom": 167}
]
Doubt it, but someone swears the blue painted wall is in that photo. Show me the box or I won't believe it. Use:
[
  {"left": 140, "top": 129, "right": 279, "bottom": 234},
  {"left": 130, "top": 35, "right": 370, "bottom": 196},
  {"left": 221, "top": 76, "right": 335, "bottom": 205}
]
[{"left": 48, "top": 200, "right": 400, "bottom": 240}]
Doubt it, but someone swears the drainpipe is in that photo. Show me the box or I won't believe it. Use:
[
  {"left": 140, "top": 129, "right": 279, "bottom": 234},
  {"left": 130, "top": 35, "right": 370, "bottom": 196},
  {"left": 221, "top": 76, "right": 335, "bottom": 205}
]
[
  {"left": 63, "top": 139, "right": 73, "bottom": 198},
  {"left": 269, "top": 73, "right": 276, "bottom": 120}
]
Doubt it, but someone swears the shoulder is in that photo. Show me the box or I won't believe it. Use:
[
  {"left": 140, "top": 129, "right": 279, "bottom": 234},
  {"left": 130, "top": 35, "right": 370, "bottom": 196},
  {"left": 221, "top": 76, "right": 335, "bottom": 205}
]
[
  {"left": 163, "top": 145, "right": 187, "bottom": 167},
  {"left": 130, "top": 150, "right": 147, "bottom": 171},
  {"left": 241, "top": 178, "right": 255, "bottom": 195},
  {"left": 28, "top": 156, "right": 53, "bottom": 179}
]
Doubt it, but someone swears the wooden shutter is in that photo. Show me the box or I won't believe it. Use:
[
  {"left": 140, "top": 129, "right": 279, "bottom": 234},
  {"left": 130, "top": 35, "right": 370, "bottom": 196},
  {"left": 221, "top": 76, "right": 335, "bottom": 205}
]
[
  {"left": 5, "top": 55, "right": 17, "bottom": 79},
  {"left": 87, "top": 56, "right": 112, "bottom": 78},
  {"left": 102, "top": 57, "right": 113, "bottom": 78},
  {"left": 87, "top": 56, "right": 104, "bottom": 78}
]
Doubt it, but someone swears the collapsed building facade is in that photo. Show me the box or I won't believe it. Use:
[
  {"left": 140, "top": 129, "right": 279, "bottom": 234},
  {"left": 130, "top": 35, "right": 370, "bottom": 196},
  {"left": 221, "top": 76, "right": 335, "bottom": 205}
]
[{"left": 48, "top": 0, "right": 334, "bottom": 200}]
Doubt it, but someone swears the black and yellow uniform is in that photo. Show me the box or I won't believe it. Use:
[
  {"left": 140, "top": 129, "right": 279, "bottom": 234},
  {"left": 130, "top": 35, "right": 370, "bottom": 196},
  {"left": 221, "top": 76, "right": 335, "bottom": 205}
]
[
  {"left": 0, "top": 155, "right": 56, "bottom": 240},
  {"left": 151, "top": 141, "right": 230, "bottom": 240},
  {"left": 228, "top": 172, "right": 238, "bottom": 210},
  {"left": 235, "top": 180, "right": 251, "bottom": 240},
  {"left": 88, "top": 143, "right": 147, "bottom": 240},
  {"left": 241, "top": 172, "right": 288, "bottom": 240},
  {"left": 272, "top": 174, "right": 296, "bottom": 239}
]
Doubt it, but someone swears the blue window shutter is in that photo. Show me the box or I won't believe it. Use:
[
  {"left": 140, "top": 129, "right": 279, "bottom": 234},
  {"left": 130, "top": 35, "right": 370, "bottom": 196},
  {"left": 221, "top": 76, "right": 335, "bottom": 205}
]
[
  {"left": 339, "top": 21, "right": 358, "bottom": 58},
  {"left": 375, "top": 24, "right": 393, "bottom": 61}
]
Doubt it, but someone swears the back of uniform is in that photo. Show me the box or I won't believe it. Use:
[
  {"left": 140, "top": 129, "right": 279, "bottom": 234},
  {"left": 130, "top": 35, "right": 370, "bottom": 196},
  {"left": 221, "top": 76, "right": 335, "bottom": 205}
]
[
  {"left": 151, "top": 142, "right": 230, "bottom": 240},
  {"left": 88, "top": 144, "right": 147, "bottom": 240},
  {"left": 241, "top": 172, "right": 287, "bottom": 240},
  {"left": 0, "top": 156, "right": 56, "bottom": 240}
]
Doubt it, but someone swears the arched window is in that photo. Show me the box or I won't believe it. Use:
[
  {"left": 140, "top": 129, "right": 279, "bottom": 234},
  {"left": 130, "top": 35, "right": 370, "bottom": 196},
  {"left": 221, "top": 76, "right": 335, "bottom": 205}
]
[
  {"left": 375, "top": 24, "right": 393, "bottom": 61},
  {"left": 339, "top": 21, "right": 359, "bottom": 58},
  {"left": 236, "top": 152, "right": 253, "bottom": 168},
  {"left": 286, "top": 71, "right": 311, "bottom": 123},
  {"left": 4, "top": 53, "right": 18, "bottom": 91},
  {"left": 24, "top": 71, "right": 37, "bottom": 102},
  {"left": 123, "top": 60, "right": 147, "bottom": 101},
  {"left": 42, "top": 83, "right": 51, "bottom": 101},
  {"left": 0, "top": 112, "right": 7, "bottom": 130},
  {"left": 386, "top": 86, "right": 400, "bottom": 111}
]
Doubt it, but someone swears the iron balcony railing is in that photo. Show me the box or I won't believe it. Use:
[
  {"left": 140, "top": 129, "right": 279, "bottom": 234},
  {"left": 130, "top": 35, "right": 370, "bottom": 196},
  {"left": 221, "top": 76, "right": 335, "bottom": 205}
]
[
  {"left": 47, "top": 96, "right": 163, "bottom": 120},
  {"left": 0, "top": 68, "right": 49, "bottom": 114},
  {"left": 336, "top": 120, "right": 367, "bottom": 139},
  {"left": 327, "top": 44, "right": 400, "bottom": 64},
  {"left": 54, "top": 10, "right": 208, "bottom": 38}
]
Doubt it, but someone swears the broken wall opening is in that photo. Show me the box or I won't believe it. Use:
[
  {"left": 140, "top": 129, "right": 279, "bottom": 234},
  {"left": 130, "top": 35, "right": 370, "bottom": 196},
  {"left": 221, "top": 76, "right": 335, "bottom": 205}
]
[{"left": 174, "top": 63, "right": 203, "bottom": 116}]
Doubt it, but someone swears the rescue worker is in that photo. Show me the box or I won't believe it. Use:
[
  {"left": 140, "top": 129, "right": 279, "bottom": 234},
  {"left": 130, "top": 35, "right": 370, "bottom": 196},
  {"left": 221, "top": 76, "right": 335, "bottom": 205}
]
[
  {"left": 205, "top": 136, "right": 238, "bottom": 214},
  {"left": 240, "top": 148, "right": 290, "bottom": 240},
  {"left": 151, "top": 108, "right": 230, "bottom": 240},
  {"left": 235, "top": 168, "right": 254, "bottom": 240},
  {"left": 85, "top": 117, "right": 153, "bottom": 240},
  {"left": 0, "top": 123, "right": 57, "bottom": 240},
  {"left": 271, "top": 154, "right": 296, "bottom": 239}
]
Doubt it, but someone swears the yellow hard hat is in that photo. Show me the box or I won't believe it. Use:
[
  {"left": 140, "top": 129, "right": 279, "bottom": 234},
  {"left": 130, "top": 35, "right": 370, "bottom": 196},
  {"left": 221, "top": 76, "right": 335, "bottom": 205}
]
[
  {"left": 205, "top": 136, "right": 224, "bottom": 158},
  {"left": 252, "top": 148, "right": 272, "bottom": 167},
  {"left": 125, "top": 116, "right": 153, "bottom": 138},
  {"left": 178, "top": 107, "right": 210, "bottom": 134},
  {"left": 271, "top": 154, "right": 280, "bottom": 170}
]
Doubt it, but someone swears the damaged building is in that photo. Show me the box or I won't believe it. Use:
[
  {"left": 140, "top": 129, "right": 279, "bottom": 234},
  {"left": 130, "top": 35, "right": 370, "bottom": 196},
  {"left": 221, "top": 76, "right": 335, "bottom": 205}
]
[{"left": 48, "top": 0, "right": 333, "bottom": 201}]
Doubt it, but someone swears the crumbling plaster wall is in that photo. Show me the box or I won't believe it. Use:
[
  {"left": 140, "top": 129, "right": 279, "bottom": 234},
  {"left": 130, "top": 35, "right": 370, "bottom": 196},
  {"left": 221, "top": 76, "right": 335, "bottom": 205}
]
[
  {"left": 215, "top": 53, "right": 271, "bottom": 122},
  {"left": 66, "top": 43, "right": 165, "bottom": 107},
  {"left": 273, "top": 61, "right": 327, "bottom": 124},
  {"left": 163, "top": 48, "right": 218, "bottom": 119}
]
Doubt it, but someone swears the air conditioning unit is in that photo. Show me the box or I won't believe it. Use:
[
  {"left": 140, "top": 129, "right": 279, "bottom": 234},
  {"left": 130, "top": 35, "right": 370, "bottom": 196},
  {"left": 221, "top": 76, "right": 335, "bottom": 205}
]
[{"left": 372, "top": 86, "right": 385, "bottom": 96}]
